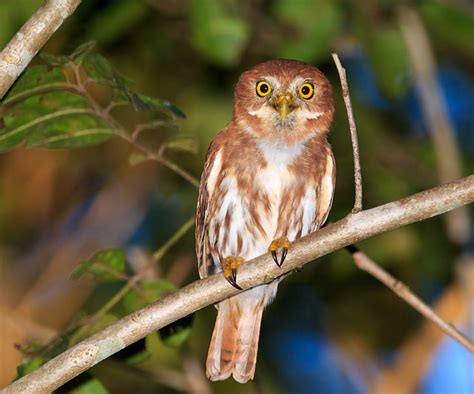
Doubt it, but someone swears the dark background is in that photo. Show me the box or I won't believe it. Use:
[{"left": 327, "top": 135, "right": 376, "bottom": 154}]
[{"left": 0, "top": 0, "right": 473, "bottom": 392}]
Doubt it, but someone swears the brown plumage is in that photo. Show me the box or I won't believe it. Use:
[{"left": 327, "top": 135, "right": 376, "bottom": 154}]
[{"left": 195, "top": 59, "right": 336, "bottom": 383}]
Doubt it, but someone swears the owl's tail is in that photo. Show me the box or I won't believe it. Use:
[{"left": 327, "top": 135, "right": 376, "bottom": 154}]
[{"left": 206, "top": 297, "right": 264, "bottom": 384}]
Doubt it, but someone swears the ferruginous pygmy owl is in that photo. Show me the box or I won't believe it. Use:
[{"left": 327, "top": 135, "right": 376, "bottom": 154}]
[{"left": 195, "top": 59, "right": 335, "bottom": 383}]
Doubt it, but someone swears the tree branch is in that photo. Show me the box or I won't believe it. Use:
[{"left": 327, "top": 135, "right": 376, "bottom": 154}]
[
  {"left": 348, "top": 247, "right": 474, "bottom": 352},
  {"left": 332, "top": 53, "right": 363, "bottom": 213},
  {"left": 370, "top": 268, "right": 472, "bottom": 393},
  {"left": 332, "top": 48, "right": 474, "bottom": 362},
  {"left": 3, "top": 175, "right": 474, "bottom": 393},
  {"left": 0, "top": 0, "right": 82, "bottom": 99}
]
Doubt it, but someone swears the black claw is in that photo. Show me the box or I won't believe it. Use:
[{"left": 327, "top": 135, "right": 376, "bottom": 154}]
[
  {"left": 226, "top": 275, "right": 242, "bottom": 290},
  {"left": 231, "top": 268, "right": 237, "bottom": 283},
  {"left": 271, "top": 250, "right": 279, "bottom": 266},
  {"left": 280, "top": 248, "right": 288, "bottom": 266}
]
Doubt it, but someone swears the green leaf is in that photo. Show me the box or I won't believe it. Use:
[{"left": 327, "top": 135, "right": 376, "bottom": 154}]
[
  {"left": 125, "top": 92, "right": 186, "bottom": 119},
  {"left": 71, "top": 378, "right": 109, "bottom": 394},
  {"left": 1, "top": 44, "right": 184, "bottom": 154},
  {"left": 70, "top": 41, "right": 97, "bottom": 63},
  {"left": 40, "top": 52, "right": 70, "bottom": 67},
  {"left": 135, "top": 119, "right": 180, "bottom": 133},
  {"left": 2, "top": 65, "right": 67, "bottom": 103},
  {"left": 41, "top": 42, "right": 96, "bottom": 67},
  {"left": 159, "top": 314, "right": 194, "bottom": 348},
  {"left": 272, "top": 0, "right": 342, "bottom": 63},
  {"left": 72, "top": 248, "right": 127, "bottom": 282},
  {"left": 16, "top": 357, "right": 45, "bottom": 379},
  {"left": 122, "top": 279, "right": 176, "bottom": 313},
  {"left": 161, "top": 326, "right": 192, "bottom": 348},
  {"left": 164, "top": 135, "right": 198, "bottom": 154},
  {"left": 83, "top": 53, "right": 130, "bottom": 89},
  {"left": 1, "top": 91, "right": 114, "bottom": 152},
  {"left": 15, "top": 340, "right": 45, "bottom": 356},
  {"left": 125, "top": 349, "right": 152, "bottom": 365},
  {"left": 190, "top": 0, "right": 250, "bottom": 66}
]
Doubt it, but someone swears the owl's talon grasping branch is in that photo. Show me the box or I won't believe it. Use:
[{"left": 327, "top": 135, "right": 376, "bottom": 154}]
[
  {"left": 222, "top": 256, "right": 243, "bottom": 290},
  {"left": 268, "top": 237, "right": 291, "bottom": 267}
]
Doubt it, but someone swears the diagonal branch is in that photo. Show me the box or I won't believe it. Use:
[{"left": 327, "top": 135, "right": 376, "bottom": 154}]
[
  {"left": 0, "top": 0, "right": 82, "bottom": 99},
  {"left": 333, "top": 50, "right": 473, "bottom": 377},
  {"left": 370, "top": 269, "right": 472, "bottom": 393},
  {"left": 347, "top": 246, "right": 474, "bottom": 352},
  {"left": 3, "top": 175, "right": 474, "bottom": 393}
]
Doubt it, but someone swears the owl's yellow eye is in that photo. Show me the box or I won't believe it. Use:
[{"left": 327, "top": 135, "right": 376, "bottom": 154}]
[
  {"left": 256, "top": 81, "right": 272, "bottom": 97},
  {"left": 298, "top": 82, "right": 314, "bottom": 99}
]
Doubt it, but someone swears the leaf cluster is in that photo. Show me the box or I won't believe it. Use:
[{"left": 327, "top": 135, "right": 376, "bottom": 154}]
[
  {"left": 16, "top": 246, "right": 192, "bottom": 393},
  {"left": 4, "top": 43, "right": 198, "bottom": 392},
  {"left": 0, "top": 42, "right": 192, "bottom": 156}
]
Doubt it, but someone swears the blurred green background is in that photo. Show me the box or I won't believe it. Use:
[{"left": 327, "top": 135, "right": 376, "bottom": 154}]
[{"left": 0, "top": 0, "right": 473, "bottom": 393}]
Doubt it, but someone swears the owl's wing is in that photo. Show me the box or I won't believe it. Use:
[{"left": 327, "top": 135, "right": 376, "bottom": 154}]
[
  {"left": 196, "top": 139, "right": 223, "bottom": 279},
  {"left": 314, "top": 149, "right": 336, "bottom": 229}
]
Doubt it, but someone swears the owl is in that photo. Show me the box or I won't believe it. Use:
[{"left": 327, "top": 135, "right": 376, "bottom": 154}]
[{"left": 195, "top": 59, "right": 335, "bottom": 383}]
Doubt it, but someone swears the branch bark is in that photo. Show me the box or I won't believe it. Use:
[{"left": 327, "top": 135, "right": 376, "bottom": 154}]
[
  {"left": 3, "top": 175, "right": 474, "bottom": 393},
  {"left": 0, "top": 0, "right": 82, "bottom": 99}
]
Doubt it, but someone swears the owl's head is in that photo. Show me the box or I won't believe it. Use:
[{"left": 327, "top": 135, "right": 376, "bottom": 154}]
[{"left": 233, "top": 59, "right": 334, "bottom": 145}]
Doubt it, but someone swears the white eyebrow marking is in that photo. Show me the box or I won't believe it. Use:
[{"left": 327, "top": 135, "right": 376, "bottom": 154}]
[
  {"left": 290, "top": 77, "right": 306, "bottom": 89},
  {"left": 255, "top": 76, "right": 281, "bottom": 90}
]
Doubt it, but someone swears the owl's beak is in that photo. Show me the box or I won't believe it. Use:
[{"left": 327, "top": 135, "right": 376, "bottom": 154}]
[{"left": 272, "top": 92, "right": 297, "bottom": 119}]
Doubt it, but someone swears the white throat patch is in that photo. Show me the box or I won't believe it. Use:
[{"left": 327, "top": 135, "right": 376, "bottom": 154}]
[{"left": 256, "top": 140, "right": 305, "bottom": 167}]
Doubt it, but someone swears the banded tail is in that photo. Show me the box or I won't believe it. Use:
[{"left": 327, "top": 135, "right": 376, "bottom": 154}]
[{"left": 206, "top": 297, "right": 264, "bottom": 383}]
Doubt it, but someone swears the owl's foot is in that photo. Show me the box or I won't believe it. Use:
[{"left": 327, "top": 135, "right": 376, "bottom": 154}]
[
  {"left": 268, "top": 237, "right": 291, "bottom": 267},
  {"left": 222, "top": 256, "right": 243, "bottom": 290}
]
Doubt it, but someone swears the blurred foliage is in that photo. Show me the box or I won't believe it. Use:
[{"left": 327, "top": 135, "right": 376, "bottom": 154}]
[
  {"left": 189, "top": 0, "right": 250, "bottom": 66},
  {"left": 1, "top": 42, "right": 185, "bottom": 153},
  {"left": 272, "top": 0, "right": 342, "bottom": 64},
  {"left": 15, "top": 356, "right": 44, "bottom": 379},
  {"left": 1, "top": 0, "right": 473, "bottom": 392},
  {"left": 72, "top": 248, "right": 127, "bottom": 282},
  {"left": 122, "top": 279, "right": 176, "bottom": 313}
]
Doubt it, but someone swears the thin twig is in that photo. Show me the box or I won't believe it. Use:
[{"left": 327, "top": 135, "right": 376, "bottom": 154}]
[
  {"left": 347, "top": 246, "right": 474, "bottom": 352},
  {"left": 152, "top": 216, "right": 195, "bottom": 263},
  {"left": 332, "top": 53, "right": 363, "bottom": 213},
  {"left": 335, "top": 45, "right": 472, "bottom": 353},
  {"left": 69, "top": 275, "right": 142, "bottom": 346},
  {"left": 71, "top": 217, "right": 195, "bottom": 344},
  {"left": 370, "top": 262, "right": 472, "bottom": 393},
  {"left": 4, "top": 175, "right": 474, "bottom": 393},
  {"left": 131, "top": 120, "right": 169, "bottom": 140},
  {"left": 118, "top": 129, "right": 200, "bottom": 187},
  {"left": 70, "top": 64, "right": 200, "bottom": 188}
]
